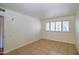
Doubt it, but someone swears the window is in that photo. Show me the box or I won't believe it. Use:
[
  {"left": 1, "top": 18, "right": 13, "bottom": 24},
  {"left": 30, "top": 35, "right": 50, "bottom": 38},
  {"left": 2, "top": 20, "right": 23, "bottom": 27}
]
[
  {"left": 56, "top": 22, "right": 61, "bottom": 31},
  {"left": 45, "top": 21, "right": 69, "bottom": 32},
  {"left": 63, "top": 21, "right": 69, "bottom": 32},
  {"left": 46, "top": 22, "right": 50, "bottom": 31},
  {"left": 50, "top": 22, "right": 55, "bottom": 31}
]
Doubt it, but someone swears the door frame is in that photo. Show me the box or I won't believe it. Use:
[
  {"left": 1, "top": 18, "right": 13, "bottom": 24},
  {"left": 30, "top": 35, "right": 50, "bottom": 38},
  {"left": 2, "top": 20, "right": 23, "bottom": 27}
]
[{"left": 0, "top": 16, "right": 4, "bottom": 55}]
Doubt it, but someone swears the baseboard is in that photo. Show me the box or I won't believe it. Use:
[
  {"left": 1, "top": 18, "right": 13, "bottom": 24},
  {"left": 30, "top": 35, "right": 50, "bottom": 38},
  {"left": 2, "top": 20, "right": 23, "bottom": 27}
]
[
  {"left": 75, "top": 46, "right": 79, "bottom": 54},
  {"left": 41, "top": 38, "right": 75, "bottom": 45},
  {"left": 4, "top": 39, "right": 77, "bottom": 54},
  {"left": 4, "top": 38, "right": 40, "bottom": 54},
  {"left": 41, "top": 39, "right": 79, "bottom": 54}
]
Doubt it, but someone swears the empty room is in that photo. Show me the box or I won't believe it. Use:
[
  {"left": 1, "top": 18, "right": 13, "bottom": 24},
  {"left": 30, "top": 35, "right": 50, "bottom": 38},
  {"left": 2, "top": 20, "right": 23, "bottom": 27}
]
[{"left": 0, "top": 3, "right": 79, "bottom": 55}]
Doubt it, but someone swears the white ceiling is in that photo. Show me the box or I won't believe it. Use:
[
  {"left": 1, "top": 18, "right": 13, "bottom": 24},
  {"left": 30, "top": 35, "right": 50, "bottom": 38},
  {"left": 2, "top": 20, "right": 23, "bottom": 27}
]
[{"left": 0, "top": 3, "right": 79, "bottom": 18}]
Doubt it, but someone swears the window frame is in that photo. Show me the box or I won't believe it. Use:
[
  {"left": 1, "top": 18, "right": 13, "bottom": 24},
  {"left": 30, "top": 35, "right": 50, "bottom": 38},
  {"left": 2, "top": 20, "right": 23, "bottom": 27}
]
[
  {"left": 62, "top": 21, "right": 69, "bottom": 32},
  {"left": 45, "top": 21, "right": 69, "bottom": 32},
  {"left": 50, "top": 22, "right": 55, "bottom": 31},
  {"left": 45, "top": 22, "right": 50, "bottom": 31},
  {"left": 55, "top": 21, "right": 62, "bottom": 32}
]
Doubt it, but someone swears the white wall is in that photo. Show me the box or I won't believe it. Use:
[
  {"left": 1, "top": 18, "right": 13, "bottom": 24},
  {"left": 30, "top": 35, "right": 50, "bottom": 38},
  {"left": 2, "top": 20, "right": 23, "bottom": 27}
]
[
  {"left": 41, "top": 16, "right": 76, "bottom": 44},
  {"left": 75, "top": 9, "right": 79, "bottom": 53},
  {"left": 0, "top": 7, "right": 41, "bottom": 53}
]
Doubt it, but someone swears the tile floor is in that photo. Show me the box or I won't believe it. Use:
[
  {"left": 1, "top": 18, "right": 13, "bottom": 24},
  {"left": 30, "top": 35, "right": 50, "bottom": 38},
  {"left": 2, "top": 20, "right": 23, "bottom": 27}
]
[{"left": 6, "top": 39, "right": 78, "bottom": 55}]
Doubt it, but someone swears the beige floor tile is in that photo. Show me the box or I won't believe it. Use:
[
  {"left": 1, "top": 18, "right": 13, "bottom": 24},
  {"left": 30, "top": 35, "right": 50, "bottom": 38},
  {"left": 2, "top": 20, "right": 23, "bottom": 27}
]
[{"left": 6, "top": 39, "right": 78, "bottom": 55}]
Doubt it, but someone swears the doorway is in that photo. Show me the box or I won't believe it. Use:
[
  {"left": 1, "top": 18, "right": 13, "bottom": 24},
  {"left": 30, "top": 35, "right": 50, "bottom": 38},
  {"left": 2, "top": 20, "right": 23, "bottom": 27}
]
[{"left": 0, "top": 16, "right": 4, "bottom": 55}]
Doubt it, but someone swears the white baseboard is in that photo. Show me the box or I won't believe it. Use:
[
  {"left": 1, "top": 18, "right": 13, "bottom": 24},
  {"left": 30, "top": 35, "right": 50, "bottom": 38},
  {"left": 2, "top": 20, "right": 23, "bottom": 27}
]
[
  {"left": 42, "top": 38, "right": 75, "bottom": 44},
  {"left": 4, "top": 38, "right": 40, "bottom": 54}
]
